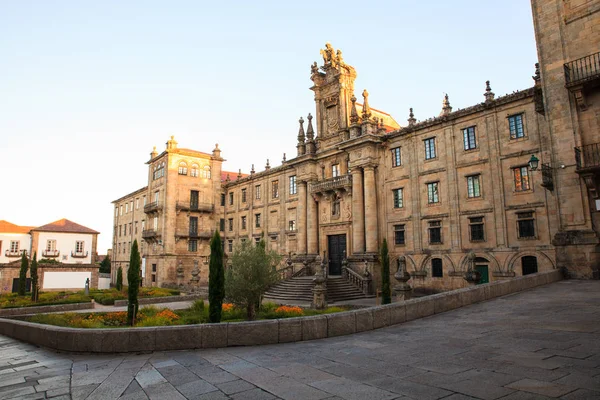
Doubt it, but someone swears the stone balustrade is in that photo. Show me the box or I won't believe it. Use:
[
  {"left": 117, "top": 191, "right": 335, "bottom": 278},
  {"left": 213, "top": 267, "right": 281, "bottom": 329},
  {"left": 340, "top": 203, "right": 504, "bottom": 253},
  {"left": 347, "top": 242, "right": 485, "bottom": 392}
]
[{"left": 309, "top": 175, "right": 352, "bottom": 194}]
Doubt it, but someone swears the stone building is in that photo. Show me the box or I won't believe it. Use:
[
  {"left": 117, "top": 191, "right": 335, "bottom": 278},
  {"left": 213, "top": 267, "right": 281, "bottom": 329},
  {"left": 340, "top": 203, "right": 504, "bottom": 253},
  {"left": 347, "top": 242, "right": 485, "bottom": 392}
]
[{"left": 112, "top": 0, "right": 600, "bottom": 292}]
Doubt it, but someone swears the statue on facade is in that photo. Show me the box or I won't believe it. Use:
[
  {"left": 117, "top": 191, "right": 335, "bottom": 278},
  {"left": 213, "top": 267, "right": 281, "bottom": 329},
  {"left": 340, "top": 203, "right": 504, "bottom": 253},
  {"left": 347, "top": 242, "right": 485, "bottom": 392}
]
[{"left": 311, "top": 61, "right": 319, "bottom": 75}]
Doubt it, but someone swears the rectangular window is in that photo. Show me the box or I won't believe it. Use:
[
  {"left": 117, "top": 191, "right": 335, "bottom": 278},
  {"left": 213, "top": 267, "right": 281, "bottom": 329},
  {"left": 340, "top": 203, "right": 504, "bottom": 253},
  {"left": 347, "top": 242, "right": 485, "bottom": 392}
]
[
  {"left": 241, "top": 188, "right": 247, "bottom": 203},
  {"left": 152, "top": 275, "right": 156, "bottom": 283},
  {"left": 10, "top": 240, "right": 19, "bottom": 253},
  {"left": 189, "top": 217, "right": 198, "bottom": 236},
  {"left": 229, "top": 192, "right": 234, "bottom": 205},
  {"left": 219, "top": 218, "right": 225, "bottom": 232},
  {"left": 289, "top": 176, "right": 297, "bottom": 195},
  {"left": 220, "top": 193, "right": 225, "bottom": 206},
  {"left": 143, "top": 196, "right": 147, "bottom": 206},
  {"left": 509, "top": 114, "right": 524, "bottom": 139},
  {"left": 123, "top": 224, "right": 127, "bottom": 236},
  {"left": 255, "top": 185, "right": 261, "bottom": 200},
  {"left": 120, "top": 205, "right": 123, "bottom": 216},
  {"left": 427, "top": 182, "right": 439, "bottom": 204},
  {"left": 255, "top": 237, "right": 261, "bottom": 246},
  {"left": 431, "top": 258, "right": 443, "bottom": 277},
  {"left": 467, "top": 175, "right": 481, "bottom": 198},
  {"left": 332, "top": 164, "right": 340, "bottom": 178},
  {"left": 46, "top": 240, "right": 56, "bottom": 251},
  {"left": 190, "top": 166, "right": 198, "bottom": 177},
  {"left": 255, "top": 213, "right": 261, "bottom": 228},
  {"left": 125, "top": 203, "right": 129, "bottom": 213},
  {"left": 289, "top": 220, "right": 296, "bottom": 231},
  {"left": 154, "top": 191, "right": 159, "bottom": 203},
  {"left": 517, "top": 212, "right": 536, "bottom": 238},
  {"left": 135, "top": 221, "right": 138, "bottom": 234},
  {"left": 190, "top": 190, "right": 199, "bottom": 209},
  {"left": 228, "top": 240, "right": 233, "bottom": 253},
  {"left": 115, "top": 207, "right": 119, "bottom": 217},
  {"left": 241, "top": 216, "right": 247, "bottom": 230},
  {"left": 469, "top": 217, "right": 485, "bottom": 241},
  {"left": 135, "top": 198, "right": 139, "bottom": 209},
  {"left": 141, "top": 220, "right": 145, "bottom": 231},
  {"left": 188, "top": 239, "right": 198, "bottom": 252},
  {"left": 119, "top": 226, "right": 122, "bottom": 237},
  {"left": 393, "top": 188, "right": 403, "bottom": 208},
  {"left": 130, "top": 201, "right": 133, "bottom": 211},
  {"left": 152, "top": 263, "right": 157, "bottom": 272},
  {"left": 394, "top": 224, "right": 405, "bottom": 245},
  {"left": 463, "top": 126, "right": 477, "bottom": 150},
  {"left": 429, "top": 221, "right": 442, "bottom": 244},
  {"left": 129, "top": 223, "right": 132, "bottom": 235},
  {"left": 178, "top": 164, "right": 188, "bottom": 175},
  {"left": 424, "top": 138, "right": 436, "bottom": 160},
  {"left": 153, "top": 216, "right": 158, "bottom": 230},
  {"left": 228, "top": 218, "right": 233, "bottom": 231},
  {"left": 75, "top": 241, "right": 84, "bottom": 253},
  {"left": 391, "top": 147, "right": 401, "bottom": 167},
  {"left": 513, "top": 166, "right": 530, "bottom": 191},
  {"left": 272, "top": 181, "right": 279, "bottom": 199}
]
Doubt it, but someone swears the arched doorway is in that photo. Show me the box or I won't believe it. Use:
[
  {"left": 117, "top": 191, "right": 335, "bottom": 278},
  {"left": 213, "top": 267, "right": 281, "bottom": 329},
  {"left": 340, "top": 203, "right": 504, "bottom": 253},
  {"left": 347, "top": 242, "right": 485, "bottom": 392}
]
[
  {"left": 475, "top": 257, "right": 489, "bottom": 284},
  {"left": 521, "top": 256, "right": 538, "bottom": 275}
]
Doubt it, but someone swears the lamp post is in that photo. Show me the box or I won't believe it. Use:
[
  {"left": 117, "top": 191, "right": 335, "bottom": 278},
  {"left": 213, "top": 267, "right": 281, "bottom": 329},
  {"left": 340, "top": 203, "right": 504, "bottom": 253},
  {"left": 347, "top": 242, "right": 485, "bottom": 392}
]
[{"left": 528, "top": 154, "right": 554, "bottom": 191}]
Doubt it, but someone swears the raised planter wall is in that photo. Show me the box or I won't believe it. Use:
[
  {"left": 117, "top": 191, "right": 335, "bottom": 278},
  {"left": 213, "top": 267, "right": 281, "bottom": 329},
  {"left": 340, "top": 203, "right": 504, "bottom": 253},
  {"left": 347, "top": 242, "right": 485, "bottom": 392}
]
[
  {"left": 0, "top": 270, "right": 562, "bottom": 353},
  {"left": 0, "top": 302, "right": 94, "bottom": 317},
  {"left": 113, "top": 294, "right": 205, "bottom": 307}
]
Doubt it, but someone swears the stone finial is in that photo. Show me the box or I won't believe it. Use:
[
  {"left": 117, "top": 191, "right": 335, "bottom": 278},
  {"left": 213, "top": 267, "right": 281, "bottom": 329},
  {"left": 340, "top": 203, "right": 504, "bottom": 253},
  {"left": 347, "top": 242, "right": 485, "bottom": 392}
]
[
  {"left": 166, "top": 135, "right": 178, "bottom": 150},
  {"left": 408, "top": 108, "right": 416, "bottom": 126},
  {"left": 150, "top": 146, "right": 158, "bottom": 160},
  {"left": 349, "top": 95, "right": 360, "bottom": 124},
  {"left": 237, "top": 169, "right": 242, "bottom": 180},
  {"left": 226, "top": 173, "right": 231, "bottom": 182},
  {"left": 282, "top": 153, "right": 286, "bottom": 163},
  {"left": 361, "top": 89, "right": 371, "bottom": 119},
  {"left": 440, "top": 93, "right": 452, "bottom": 116},
  {"left": 533, "top": 62, "right": 541, "bottom": 83},
  {"left": 250, "top": 164, "right": 255, "bottom": 175},
  {"left": 265, "top": 159, "right": 270, "bottom": 170},
  {"left": 212, "top": 143, "right": 221, "bottom": 158},
  {"left": 297, "top": 117, "right": 305, "bottom": 143},
  {"left": 484, "top": 80, "right": 495, "bottom": 103},
  {"left": 306, "top": 113, "right": 315, "bottom": 141}
]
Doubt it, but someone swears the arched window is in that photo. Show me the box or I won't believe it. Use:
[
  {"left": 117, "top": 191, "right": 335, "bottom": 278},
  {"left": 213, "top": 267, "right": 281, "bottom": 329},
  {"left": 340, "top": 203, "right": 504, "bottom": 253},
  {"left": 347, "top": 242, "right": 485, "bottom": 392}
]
[
  {"left": 190, "top": 163, "right": 199, "bottom": 177},
  {"left": 178, "top": 161, "right": 188, "bottom": 176},
  {"left": 431, "top": 258, "right": 443, "bottom": 277},
  {"left": 202, "top": 165, "right": 211, "bottom": 179},
  {"left": 153, "top": 162, "right": 165, "bottom": 180}
]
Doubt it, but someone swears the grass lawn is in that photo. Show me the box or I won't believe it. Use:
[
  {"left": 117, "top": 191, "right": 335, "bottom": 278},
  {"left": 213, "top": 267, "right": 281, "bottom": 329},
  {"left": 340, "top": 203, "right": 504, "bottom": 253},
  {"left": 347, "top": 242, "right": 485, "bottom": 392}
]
[{"left": 22, "top": 301, "right": 347, "bottom": 328}]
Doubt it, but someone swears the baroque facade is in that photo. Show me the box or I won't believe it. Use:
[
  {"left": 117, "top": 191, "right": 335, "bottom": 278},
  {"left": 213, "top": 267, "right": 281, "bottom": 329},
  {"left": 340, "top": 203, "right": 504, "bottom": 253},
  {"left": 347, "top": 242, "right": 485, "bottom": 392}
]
[{"left": 112, "top": 0, "right": 600, "bottom": 291}]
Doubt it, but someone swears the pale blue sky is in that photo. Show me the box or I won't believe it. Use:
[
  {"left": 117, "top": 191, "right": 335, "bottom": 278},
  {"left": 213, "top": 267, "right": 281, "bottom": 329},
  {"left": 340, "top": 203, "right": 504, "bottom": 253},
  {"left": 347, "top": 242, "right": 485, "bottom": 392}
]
[{"left": 0, "top": 1, "right": 537, "bottom": 253}]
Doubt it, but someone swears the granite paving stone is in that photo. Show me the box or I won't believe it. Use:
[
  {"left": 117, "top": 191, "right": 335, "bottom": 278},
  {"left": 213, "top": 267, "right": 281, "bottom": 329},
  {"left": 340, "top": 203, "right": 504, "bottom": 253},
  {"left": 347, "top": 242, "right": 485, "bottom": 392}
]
[{"left": 505, "top": 378, "right": 577, "bottom": 397}]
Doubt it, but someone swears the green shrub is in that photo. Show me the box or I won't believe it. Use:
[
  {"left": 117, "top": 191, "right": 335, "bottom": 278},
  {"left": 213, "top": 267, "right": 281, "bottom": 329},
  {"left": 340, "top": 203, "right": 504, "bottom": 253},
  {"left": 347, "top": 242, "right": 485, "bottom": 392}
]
[
  {"left": 190, "top": 300, "right": 205, "bottom": 313},
  {"left": 135, "top": 316, "right": 172, "bottom": 327}
]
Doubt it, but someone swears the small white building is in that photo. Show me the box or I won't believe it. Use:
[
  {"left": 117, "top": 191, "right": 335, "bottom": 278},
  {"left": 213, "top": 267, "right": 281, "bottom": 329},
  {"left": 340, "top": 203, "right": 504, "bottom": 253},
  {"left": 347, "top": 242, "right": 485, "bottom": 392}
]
[
  {"left": 30, "top": 219, "right": 99, "bottom": 264},
  {"left": 0, "top": 220, "right": 33, "bottom": 264}
]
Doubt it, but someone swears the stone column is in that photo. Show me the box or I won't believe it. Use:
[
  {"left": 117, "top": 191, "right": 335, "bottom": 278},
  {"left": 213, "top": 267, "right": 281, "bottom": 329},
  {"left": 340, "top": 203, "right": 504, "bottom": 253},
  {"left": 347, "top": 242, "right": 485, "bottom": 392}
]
[
  {"left": 351, "top": 168, "right": 365, "bottom": 254},
  {"left": 364, "top": 165, "right": 378, "bottom": 253},
  {"left": 298, "top": 181, "right": 307, "bottom": 254},
  {"left": 307, "top": 190, "right": 319, "bottom": 255}
]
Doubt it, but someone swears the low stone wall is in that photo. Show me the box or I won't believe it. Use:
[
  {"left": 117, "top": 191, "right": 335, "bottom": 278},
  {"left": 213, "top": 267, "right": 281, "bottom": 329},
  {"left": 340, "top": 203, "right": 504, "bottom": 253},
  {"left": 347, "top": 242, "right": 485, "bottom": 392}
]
[
  {"left": 113, "top": 294, "right": 205, "bottom": 307},
  {"left": 0, "top": 269, "right": 562, "bottom": 353},
  {"left": 0, "top": 302, "right": 94, "bottom": 317}
]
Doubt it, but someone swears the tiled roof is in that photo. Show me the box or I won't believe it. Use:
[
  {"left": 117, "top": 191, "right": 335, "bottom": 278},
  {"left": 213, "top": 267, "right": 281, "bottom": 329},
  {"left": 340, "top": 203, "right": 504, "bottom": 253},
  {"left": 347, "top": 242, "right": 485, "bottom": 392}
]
[
  {"left": 0, "top": 220, "right": 34, "bottom": 234},
  {"left": 32, "top": 219, "right": 99, "bottom": 234}
]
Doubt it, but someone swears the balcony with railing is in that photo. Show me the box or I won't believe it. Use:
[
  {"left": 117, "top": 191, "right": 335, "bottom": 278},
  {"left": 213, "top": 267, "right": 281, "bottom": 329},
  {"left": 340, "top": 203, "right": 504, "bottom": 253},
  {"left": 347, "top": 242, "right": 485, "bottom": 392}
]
[
  {"left": 309, "top": 174, "right": 352, "bottom": 194},
  {"left": 575, "top": 143, "right": 600, "bottom": 172},
  {"left": 144, "top": 201, "right": 162, "bottom": 213},
  {"left": 541, "top": 163, "right": 554, "bottom": 191},
  {"left": 175, "top": 230, "right": 213, "bottom": 239},
  {"left": 42, "top": 249, "right": 60, "bottom": 258},
  {"left": 5, "top": 250, "right": 27, "bottom": 258},
  {"left": 176, "top": 201, "right": 214, "bottom": 213},
  {"left": 71, "top": 251, "right": 89, "bottom": 258},
  {"left": 564, "top": 51, "right": 600, "bottom": 88},
  {"left": 142, "top": 229, "right": 160, "bottom": 239}
]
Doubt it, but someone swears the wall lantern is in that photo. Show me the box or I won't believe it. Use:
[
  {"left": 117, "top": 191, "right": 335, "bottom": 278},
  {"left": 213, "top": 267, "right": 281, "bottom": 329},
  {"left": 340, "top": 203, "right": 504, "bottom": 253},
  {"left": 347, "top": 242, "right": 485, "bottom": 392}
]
[{"left": 528, "top": 154, "right": 540, "bottom": 171}]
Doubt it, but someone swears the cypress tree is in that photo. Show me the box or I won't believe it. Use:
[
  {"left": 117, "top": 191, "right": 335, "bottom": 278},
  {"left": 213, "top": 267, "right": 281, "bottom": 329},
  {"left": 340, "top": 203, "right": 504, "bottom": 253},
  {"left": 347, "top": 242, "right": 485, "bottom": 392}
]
[
  {"left": 116, "top": 267, "right": 123, "bottom": 291},
  {"left": 127, "top": 240, "right": 141, "bottom": 326},
  {"left": 18, "top": 251, "right": 29, "bottom": 296},
  {"left": 30, "top": 252, "right": 38, "bottom": 302},
  {"left": 208, "top": 230, "right": 225, "bottom": 323},
  {"left": 380, "top": 239, "right": 391, "bottom": 304}
]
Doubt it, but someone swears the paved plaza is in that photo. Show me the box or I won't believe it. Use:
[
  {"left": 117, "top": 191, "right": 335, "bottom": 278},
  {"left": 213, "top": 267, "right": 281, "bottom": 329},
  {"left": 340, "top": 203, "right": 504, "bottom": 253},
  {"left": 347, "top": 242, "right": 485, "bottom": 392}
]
[{"left": 0, "top": 280, "right": 599, "bottom": 399}]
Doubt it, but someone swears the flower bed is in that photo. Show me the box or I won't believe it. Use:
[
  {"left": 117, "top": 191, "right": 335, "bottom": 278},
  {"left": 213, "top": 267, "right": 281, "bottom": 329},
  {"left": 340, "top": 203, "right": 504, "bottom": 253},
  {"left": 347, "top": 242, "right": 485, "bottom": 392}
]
[{"left": 21, "top": 301, "right": 347, "bottom": 328}]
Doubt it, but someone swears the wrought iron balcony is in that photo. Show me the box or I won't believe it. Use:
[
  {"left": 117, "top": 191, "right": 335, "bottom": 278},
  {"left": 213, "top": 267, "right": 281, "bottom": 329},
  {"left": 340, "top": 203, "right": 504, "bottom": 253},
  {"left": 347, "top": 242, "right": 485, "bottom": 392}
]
[
  {"left": 176, "top": 201, "right": 214, "bottom": 213},
  {"left": 575, "top": 143, "right": 600, "bottom": 172},
  {"left": 144, "top": 201, "right": 161, "bottom": 213},
  {"left": 175, "top": 230, "right": 213, "bottom": 239},
  {"left": 541, "top": 163, "right": 554, "bottom": 191},
  {"left": 4, "top": 250, "right": 27, "bottom": 258},
  {"left": 71, "top": 251, "right": 88, "bottom": 258},
  {"left": 564, "top": 51, "right": 600, "bottom": 87},
  {"left": 309, "top": 174, "right": 352, "bottom": 194},
  {"left": 142, "top": 229, "right": 160, "bottom": 239},
  {"left": 42, "top": 249, "right": 60, "bottom": 258}
]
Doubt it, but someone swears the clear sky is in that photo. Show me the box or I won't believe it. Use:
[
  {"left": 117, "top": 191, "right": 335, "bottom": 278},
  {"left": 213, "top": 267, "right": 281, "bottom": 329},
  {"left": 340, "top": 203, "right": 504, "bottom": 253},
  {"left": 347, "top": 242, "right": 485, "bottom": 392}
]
[{"left": 0, "top": 1, "right": 537, "bottom": 254}]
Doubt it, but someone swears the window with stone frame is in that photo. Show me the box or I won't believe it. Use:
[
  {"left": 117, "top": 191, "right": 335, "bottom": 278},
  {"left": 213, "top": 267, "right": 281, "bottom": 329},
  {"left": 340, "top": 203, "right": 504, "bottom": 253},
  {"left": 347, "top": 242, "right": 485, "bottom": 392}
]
[
  {"left": 241, "top": 188, "right": 247, "bottom": 203},
  {"left": 255, "top": 213, "right": 261, "bottom": 228},
  {"left": 241, "top": 216, "right": 247, "bottom": 230},
  {"left": 272, "top": 180, "right": 279, "bottom": 199},
  {"left": 463, "top": 126, "right": 477, "bottom": 150},
  {"left": 229, "top": 192, "right": 234, "bottom": 205},
  {"left": 255, "top": 185, "right": 261, "bottom": 200},
  {"left": 46, "top": 240, "right": 56, "bottom": 252},
  {"left": 219, "top": 218, "right": 225, "bottom": 232},
  {"left": 469, "top": 216, "right": 485, "bottom": 241},
  {"left": 394, "top": 224, "right": 405, "bottom": 245},
  {"left": 431, "top": 258, "right": 443, "bottom": 277},
  {"left": 178, "top": 162, "right": 188, "bottom": 175},
  {"left": 391, "top": 147, "right": 401, "bottom": 167},
  {"left": 508, "top": 114, "right": 525, "bottom": 139},
  {"left": 424, "top": 137, "right": 436, "bottom": 160},
  {"left": 228, "top": 218, "right": 233, "bottom": 231},
  {"left": 190, "top": 164, "right": 199, "bottom": 177},
  {"left": 393, "top": 188, "right": 403, "bottom": 208},
  {"left": 202, "top": 166, "right": 211, "bottom": 179},
  {"left": 190, "top": 190, "right": 199, "bottom": 209},
  {"left": 429, "top": 220, "right": 442, "bottom": 244},
  {"left": 427, "top": 182, "right": 439, "bottom": 204},
  {"left": 513, "top": 166, "right": 530, "bottom": 192},
  {"left": 517, "top": 211, "right": 536, "bottom": 238},
  {"left": 289, "top": 176, "right": 297, "bottom": 195},
  {"left": 228, "top": 240, "right": 233, "bottom": 253},
  {"left": 288, "top": 220, "right": 296, "bottom": 231},
  {"left": 332, "top": 164, "right": 340, "bottom": 178},
  {"left": 75, "top": 241, "right": 84, "bottom": 253},
  {"left": 220, "top": 193, "right": 225, "bottom": 206},
  {"left": 467, "top": 175, "right": 481, "bottom": 198},
  {"left": 188, "top": 239, "right": 198, "bottom": 252}
]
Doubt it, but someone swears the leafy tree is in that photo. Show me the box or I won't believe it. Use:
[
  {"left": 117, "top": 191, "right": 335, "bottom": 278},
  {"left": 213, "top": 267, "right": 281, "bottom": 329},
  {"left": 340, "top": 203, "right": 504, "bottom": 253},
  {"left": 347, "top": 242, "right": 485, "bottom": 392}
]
[
  {"left": 116, "top": 267, "right": 123, "bottom": 291},
  {"left": 127, "top": 240, "right": 141, "bottom": 326},
  {"left": 99, "top": 255, "right": 111, "bottom": 274},
  {"left": 30, "top": 252, "right": 39, "bottom": 302},
  {"left": 208, "top": 230, "right": 225, "bottom": 323},
  {"left": 380, "top": 239, "right": 392, "bottom": 304},
  {"left": 225, "top": 238, "right": 281, "bottom": 320},
  {"left": 18, "top": 252, "right": 29, "bottom": 296}
]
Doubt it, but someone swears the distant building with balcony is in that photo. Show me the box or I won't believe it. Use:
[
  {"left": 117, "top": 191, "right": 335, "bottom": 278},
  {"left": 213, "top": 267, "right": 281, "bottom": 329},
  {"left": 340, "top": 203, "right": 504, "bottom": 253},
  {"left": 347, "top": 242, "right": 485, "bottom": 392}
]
[
  {"left": 30, "top": 219, "right": 99, "bottom": 265},
  {"left": 0, "top": 220, "right": 34, "bottom": 264},
  {"left": 112, "top": 1, "right": 600, "bottom": 293}
]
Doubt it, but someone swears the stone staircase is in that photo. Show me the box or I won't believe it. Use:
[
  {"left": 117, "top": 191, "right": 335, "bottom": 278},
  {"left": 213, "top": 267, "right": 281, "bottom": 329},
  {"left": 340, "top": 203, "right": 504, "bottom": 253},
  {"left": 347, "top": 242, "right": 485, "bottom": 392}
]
[{"left": 263, "top": 276, "right": 371, "bottom": 304}]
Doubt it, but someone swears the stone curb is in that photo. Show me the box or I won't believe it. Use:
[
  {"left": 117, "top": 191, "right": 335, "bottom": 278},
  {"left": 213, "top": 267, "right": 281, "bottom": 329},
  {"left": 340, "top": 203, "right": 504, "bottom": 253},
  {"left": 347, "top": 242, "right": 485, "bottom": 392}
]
[
  {"left": 0, "top": 270, "right": 562, "bottom": 353},
  {"left": 0, "top": 302, "right": 94, "bottom": 317},
  {"left": 113, "top": 294, "right": 205, "bottom": 307}
]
